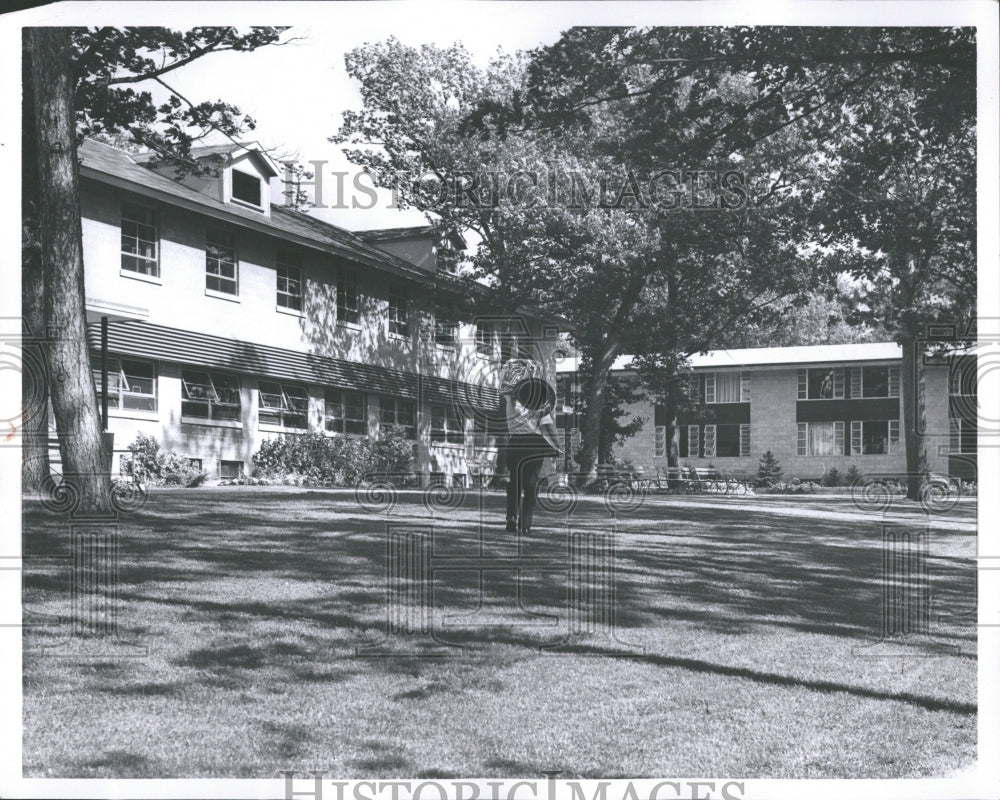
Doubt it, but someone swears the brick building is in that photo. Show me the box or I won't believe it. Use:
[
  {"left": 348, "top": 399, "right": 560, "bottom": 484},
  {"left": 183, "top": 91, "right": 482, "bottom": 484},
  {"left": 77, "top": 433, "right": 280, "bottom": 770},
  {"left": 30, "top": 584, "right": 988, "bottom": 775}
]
[
  {"left": 77, "top": 139, "right": 564, "bottom": 484},
  {"left": 556, "top": 343, "right": 978, "bottom": 482}
]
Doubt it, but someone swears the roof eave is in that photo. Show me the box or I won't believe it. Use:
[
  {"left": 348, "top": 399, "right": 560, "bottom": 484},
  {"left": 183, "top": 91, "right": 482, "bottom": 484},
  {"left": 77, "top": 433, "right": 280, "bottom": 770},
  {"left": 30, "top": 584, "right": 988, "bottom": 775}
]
[{"left": 81, "top": 168, "right": 427, "bottom": 283}]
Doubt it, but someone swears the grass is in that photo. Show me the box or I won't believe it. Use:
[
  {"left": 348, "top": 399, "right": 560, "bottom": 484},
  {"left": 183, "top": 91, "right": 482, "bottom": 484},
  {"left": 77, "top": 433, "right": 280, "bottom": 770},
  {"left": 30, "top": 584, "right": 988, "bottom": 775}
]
[{"left": 21, "top": 488, "right": 976, "bottom": 779}]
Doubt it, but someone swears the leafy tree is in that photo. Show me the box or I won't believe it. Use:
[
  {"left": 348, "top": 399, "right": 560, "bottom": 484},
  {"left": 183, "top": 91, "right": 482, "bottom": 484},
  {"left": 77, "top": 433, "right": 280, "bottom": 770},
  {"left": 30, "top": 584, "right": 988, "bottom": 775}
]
[
  {"left": 810, "top": 85, "right": 974, "bottom": 500},
  {"left": 22, "top": 26, "right": 285, "bottom": 508},
  {"left": 494, "top": 26, "right": 973, "bottom": 482}
]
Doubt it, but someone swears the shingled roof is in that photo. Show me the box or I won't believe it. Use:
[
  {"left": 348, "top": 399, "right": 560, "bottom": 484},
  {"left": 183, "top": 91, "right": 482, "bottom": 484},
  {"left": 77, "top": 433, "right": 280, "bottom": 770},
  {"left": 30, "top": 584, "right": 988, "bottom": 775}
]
[{"left": 79, "top": 139, "right": 428, "bottom": 282}]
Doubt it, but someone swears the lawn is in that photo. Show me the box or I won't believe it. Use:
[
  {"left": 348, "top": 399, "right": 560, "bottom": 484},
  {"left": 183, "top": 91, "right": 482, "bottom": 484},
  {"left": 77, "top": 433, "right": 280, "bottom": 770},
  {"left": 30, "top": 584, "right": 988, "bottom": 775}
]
[{"left": 21, "top": 487, "right": 977, "bottom": 779}]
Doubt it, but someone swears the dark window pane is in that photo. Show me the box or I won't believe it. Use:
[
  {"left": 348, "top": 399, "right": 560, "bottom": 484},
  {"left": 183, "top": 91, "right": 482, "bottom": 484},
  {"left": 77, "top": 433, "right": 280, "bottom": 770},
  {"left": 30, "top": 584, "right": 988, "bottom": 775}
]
[
  {"left": 232, "top": 169, "right": 262, "bottom": 206},
  {"left": 862, "top": 366, "right": 889, "bottom": 398}
]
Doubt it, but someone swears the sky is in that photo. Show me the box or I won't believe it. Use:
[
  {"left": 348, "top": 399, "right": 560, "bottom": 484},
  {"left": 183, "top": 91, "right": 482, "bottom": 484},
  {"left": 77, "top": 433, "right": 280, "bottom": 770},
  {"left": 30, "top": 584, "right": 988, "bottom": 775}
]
[{"left": 130, "top": 7, "right": 573, "bottom": 230}]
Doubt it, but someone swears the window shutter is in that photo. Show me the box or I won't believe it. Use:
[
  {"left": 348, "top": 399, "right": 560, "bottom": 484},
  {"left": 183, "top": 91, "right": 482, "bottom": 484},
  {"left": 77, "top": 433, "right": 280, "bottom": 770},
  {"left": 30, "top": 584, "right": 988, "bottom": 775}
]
[
  {"left": 740, "top": 372, "right": 750, "bottom": 403},
  {"left": 705, "top": 373, "right": 716, "bottom": 404},
  {"left": 851, "top": 420, "right": 862, "bottom": 455},
  {"left": 688, "top": 425, "right": 699, "bottom": 458},
  {"left": 797, "top": 370, "right": 807, "bottom": 400},
  {"left": 703, "top": 425, "right": 716, "bottom": 458},
  {"left": 834, "top": 421, "right": 845, "bottom": 455},
  {"left": 849, "top": 367, "right": 862, "bottom": 399},
  {"left": 888, "top": 366, "right": 900, "bottom": 398},
  {"left": 654, "top": 426, "right": 666, "bottom": 458},
  {"left": 949, "top": 418, "right": 960, "bottom": 453},
  {"left": 833, "top": 368, "right": 845, "bottom": 399},
  {"left": 797, "top": 422, "right": 807, "bottom": 456},
  {"left": 739, "top": 424, "right": 750, "bottom": 457},
  {"left": 888, "top": 420, "right": 900, "bottom": 453}
]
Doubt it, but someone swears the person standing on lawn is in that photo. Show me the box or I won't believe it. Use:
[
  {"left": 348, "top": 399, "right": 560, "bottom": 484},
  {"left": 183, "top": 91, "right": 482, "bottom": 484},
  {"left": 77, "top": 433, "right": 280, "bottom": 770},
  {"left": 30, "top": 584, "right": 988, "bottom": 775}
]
[{"left": 503, "top": 375, "right": 562, "bottom": 534}]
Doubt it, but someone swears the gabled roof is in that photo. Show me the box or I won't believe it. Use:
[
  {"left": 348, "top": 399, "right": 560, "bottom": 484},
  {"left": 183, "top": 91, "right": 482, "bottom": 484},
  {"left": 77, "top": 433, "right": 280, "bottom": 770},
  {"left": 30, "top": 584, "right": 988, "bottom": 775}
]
[
  {"left": 556, "top": 342, "right": 903, "bottom": 373},
  {"left": 79, "top": 139, "right": 427, "bottom": 282},
  {"left": 355, "top": 224, "right": 467, "bottom": 250},
  {"left": 134, "top": 141, "right": 281, "bottom": 176}
]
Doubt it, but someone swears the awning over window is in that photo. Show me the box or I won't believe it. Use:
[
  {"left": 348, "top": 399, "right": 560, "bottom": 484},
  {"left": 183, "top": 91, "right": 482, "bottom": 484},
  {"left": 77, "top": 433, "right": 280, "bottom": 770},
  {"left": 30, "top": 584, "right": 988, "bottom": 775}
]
[{"left": 86, "top": 320, "right": 499, "bottom": 410}]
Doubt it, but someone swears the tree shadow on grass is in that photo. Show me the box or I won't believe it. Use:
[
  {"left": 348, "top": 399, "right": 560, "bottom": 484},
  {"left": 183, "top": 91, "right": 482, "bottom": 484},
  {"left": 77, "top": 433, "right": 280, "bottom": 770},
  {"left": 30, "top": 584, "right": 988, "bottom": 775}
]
[{"left": 22, "top": 492, "right": 976, "bottom": 703}]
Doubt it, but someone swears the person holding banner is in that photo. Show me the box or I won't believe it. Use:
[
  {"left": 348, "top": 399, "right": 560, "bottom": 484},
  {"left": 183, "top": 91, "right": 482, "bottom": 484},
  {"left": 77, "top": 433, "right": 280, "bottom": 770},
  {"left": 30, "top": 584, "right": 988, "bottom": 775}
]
[{"left": 502, "top": 372, "right": 562, "bottom": 534}]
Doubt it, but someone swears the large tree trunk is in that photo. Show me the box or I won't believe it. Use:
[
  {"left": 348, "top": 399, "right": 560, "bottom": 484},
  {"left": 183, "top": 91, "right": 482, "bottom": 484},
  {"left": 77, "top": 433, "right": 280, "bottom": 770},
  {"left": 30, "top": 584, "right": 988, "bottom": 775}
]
[
  {"left": 900, "top": 331, "right": 928, "bottom": 501},
  {"left": 21, "top": 35, "right": 50, "bottom": 491},
  {"left": 577, "top": 340, "right": 621, "bottom": 484},
  {"left": 28, "top": 27, "right": 110, "bottom": 513}
]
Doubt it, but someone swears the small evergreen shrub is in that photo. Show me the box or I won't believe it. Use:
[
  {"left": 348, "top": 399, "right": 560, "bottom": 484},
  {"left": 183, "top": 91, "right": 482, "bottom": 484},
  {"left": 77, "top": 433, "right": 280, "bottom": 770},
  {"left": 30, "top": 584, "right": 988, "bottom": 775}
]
[
  {"left": 821, "top": 467, "right": 843, "bottom": 487},
  {"left": 844, "top": 465, "right": 863, "bottom": 486},
  {"left": 756, "top": 450, "right": 783, "bottom": 487}
]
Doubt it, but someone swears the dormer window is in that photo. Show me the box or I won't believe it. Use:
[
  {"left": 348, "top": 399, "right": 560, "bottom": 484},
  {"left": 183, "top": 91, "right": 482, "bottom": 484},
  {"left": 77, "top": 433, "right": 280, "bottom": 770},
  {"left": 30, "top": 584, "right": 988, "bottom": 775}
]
[{"left": 231, "top": 168, "right": 263, "bottom": 208}]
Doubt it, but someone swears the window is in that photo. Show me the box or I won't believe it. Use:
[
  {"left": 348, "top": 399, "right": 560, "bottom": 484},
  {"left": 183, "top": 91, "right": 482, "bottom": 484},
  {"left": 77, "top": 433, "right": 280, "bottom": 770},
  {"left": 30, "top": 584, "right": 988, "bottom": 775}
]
[
  {"left": 435, "top": 304, "right": 457, "bottom": 347},
  {"left": 801, "top": 368, "right": 845, "bottom": 399},
  {"left": 861, "top": 366, "right": 886, "bottom": 397},
  {"left": 276, "top": 252, "right": 302, "bottom": 311},
  {"left": 380, "top": 397, "right": 416, "bottom": 439},
  {"left": 739, "top": 424, "right": 751, "bottom": 457},
  {"left": 710, "top": 424, "right": 744, "bottom": 457},
  {"left": 258, "top": 381, "right": 309, "bottom": 429},
  {"left": 337, "top": 270, "right": 360, "bottom": 325},
  {"left": 206, "top": 229, "right": 238, "bottom": 295},
  {"left": 325, "top": 389, "right": 366, "bottom": 435},
  {"left": 387, "top": 288, "right": 409, "bottom": 337},
  {"left": 187, "top": 458, "right": 203, "bottom": 470},
  {"left": 682, "top": 425, "right": 699, "bottom": 458},
  {"left": 797, "top": 421, "right": 845, "bottom": 456},
  {"left": 703, "top": 425, "right": 717, "bottom": 458},
  {"left": 654, "top": 425, "right": 666, "bottom": 458},
  {"left": 231, "top": 169, "right": 262, "bottom": 207},
  {"left": 949, "top": 358, "right": 976, "bottom": 396},
  {"left": 849, "top": 419, "right": 899, "bottom": 455},
  {"left": 704, "top": 372, "right": 749, "bottom": 404},
  {"left": 950, "top": 417, "right": 976, "bottom": 453},
  {"left": 92, "top": 357, "right": 157, "bottom": 411},
  {"left": 182, "top": 370, "right": 241, "bottom": 421},
  {"left": 475, "top": 321, "right": 494, "bottom": 357},
  {"left": 431, "top": 404, "right": 464, "bottom": 444},
  {"left": 120, "top": 203, "right": 158, "bottom": 276},
  {"left": 220, "top": 460, "right": 244, "bottom": 480}
]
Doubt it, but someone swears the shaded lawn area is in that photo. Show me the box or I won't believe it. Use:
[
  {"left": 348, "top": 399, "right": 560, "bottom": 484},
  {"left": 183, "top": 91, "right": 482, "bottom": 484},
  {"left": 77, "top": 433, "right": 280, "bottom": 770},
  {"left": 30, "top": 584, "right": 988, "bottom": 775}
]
[{"left": 22, "top": 489, "right": 976, "bottom": 779}]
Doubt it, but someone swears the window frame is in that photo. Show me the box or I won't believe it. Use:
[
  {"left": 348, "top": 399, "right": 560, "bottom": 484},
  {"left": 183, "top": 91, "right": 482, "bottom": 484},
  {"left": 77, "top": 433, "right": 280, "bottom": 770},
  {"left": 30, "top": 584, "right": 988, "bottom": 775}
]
[
  {"left": 380, "top": 397, "right": 417, "bottom": 439},
  {"left": 230, "top": 168, "right": 263, "bottom": 209},
  {"left": 434, "top": 303, "right": 458, "bottom": 348},
  {"left": 219, "top": 460, "right": 245, "bottom": 480},
  {"left": 704, "top": 372, "right": 750, "bottom": 405},
  {"left": 801, "top": 367, "right": 846, "bottom": 400},
  {"left": 325, "top": 388, "right": 367, "bottom": 435},
  {"left": 276, "top": 251, "right": 303, "bottom": 312},
  {"left": 257, "top": 380, "right": 310, "bottom": 430},
  {"left": 92, "top": 356, "right": 158, "bottom": 412},
  {"left": 798, "top": 420, "right": 846, "bottom": 456},
  {"left": 430, "top": 403, "right": 464, "bottom": 445},
  {"left": 337, "top": 269, "right": 360, "bottom": 326},
  {"left": 120, "top": 202, "right": 159, "bottom": 277},
  {"left": 205, "top": 228, "right": 239, "bottom": 296},
  {"left": 387, "top": 288, "right": 410, "bottom": 338},
  {"left": 475, "top": 320, "right": 494, "bottom": 357},
  {"left": 950, "top": 416, "right": 976, "bottom": 454},
  {"left": 849, "top": 419, "right": 899, "bottom": 455},
  {"left": 181, "top": 369, "right": 242, "bottom": 422}
]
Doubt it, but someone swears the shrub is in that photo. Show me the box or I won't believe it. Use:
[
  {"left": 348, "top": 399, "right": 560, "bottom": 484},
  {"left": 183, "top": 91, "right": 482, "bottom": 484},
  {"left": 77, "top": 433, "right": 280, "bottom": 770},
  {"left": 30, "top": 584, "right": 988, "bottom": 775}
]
[
  {"left": 251, "top": 428, "right": 417, "bottom": 486},
  {"left": 844, "top": 465, "right": 863, "bottom": 486},
  {"left": 121, "top": 433, "right": 208, "bottom": 488},
  {"left": 769, "top": 480, "right": 818, "bottom": 494},
  {"left": 821, "top": 467, "right": 843, "bottom": 487},
  {"left": 757, "top": 450, "right": 783, "bottom": 487}
]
